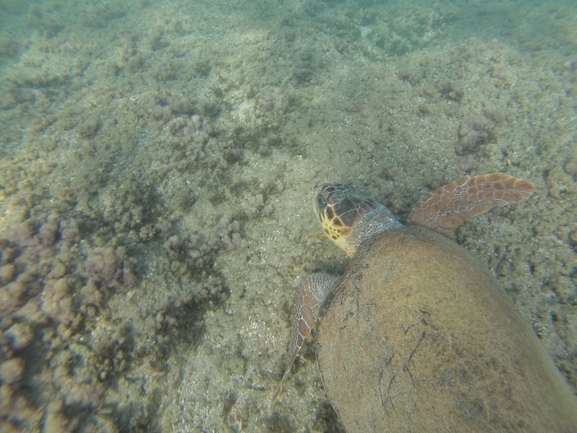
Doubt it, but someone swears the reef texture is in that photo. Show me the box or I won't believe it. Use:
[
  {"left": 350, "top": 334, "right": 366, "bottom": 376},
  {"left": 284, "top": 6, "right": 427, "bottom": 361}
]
[{"left": 0, "top": 0, "right": 576, "bottom": 431}]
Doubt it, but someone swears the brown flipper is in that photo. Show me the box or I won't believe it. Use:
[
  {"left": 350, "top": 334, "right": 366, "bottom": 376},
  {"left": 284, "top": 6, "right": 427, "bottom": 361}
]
[
  {"left": 407, "top": 173, "right": 536, "bottom": 238},
  {"left": 271, "top": 274, "right": 338, "bottom": 408}
]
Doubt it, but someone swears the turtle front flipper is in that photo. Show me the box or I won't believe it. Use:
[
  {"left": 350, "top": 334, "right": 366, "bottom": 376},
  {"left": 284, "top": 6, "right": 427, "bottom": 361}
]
[
  {"left": 408, "top": 173, "right": 536, "bottom": 237},
  {"left": 271, "top": 273, "right": 339, "bottom": 408}
]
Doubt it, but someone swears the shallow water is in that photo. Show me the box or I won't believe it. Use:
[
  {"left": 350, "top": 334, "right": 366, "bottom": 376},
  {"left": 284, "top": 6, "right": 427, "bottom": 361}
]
[{"left": 0, "top": 0, "right": 576, "bottom": 431}]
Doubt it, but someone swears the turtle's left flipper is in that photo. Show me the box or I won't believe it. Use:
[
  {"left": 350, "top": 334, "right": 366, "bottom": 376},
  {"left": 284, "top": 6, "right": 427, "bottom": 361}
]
[
  {"left": 271, "top": 273, "right": 339, "bottom": 408},
  {"left": 408, "top": 173, "right": 536, "bottom": 238}
]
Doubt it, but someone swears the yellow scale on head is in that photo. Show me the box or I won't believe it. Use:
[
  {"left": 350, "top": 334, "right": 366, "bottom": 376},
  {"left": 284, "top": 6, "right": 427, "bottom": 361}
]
[
  {"left": 319, "top": 203, "right": 354, "bottom": 254},
  {"left": 314, "top": 183, "right": 377, "bottom": 257}
]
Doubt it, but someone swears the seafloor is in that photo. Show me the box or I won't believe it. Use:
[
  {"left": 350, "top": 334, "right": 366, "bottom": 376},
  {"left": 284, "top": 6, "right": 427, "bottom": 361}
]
[{"left": 0, "top": 0, "right": 576, "bottom": 431}]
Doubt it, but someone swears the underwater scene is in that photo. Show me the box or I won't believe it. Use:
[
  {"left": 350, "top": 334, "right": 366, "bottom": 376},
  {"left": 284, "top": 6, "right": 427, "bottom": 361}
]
[{"left": 0, "top": 0, "right": 576, "bottom": 431}]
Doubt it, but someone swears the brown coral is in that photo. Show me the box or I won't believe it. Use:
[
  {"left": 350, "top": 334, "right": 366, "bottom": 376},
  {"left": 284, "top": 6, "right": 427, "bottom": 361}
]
[{"left": 84, "top": 246, "right": 136, "bottom": 291}]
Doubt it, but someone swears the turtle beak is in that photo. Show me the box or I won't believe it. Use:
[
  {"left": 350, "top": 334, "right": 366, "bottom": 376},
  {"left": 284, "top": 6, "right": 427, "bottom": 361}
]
[{"left": 312, "top": 184, "right": 327, "bottom": 221}]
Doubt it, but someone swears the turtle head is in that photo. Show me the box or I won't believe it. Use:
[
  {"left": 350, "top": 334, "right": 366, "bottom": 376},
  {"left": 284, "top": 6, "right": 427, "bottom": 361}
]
[{"left": 314, "top": 183, "right": 403, "bottom": 257}]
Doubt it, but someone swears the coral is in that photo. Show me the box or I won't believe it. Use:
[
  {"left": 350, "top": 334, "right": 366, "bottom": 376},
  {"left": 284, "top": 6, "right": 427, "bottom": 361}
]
[
  {"left": 77, "top": 116, "right": 100, "bottom": 139},
  {"left": 163, "top": 217, "right": 242, "bottom": 264},
  {"left": 0, "top": 358, "right": 24, "bottom": 384},
  {"left": 213, "top": 217, "right": 243, "bottom": 251},
  {"left": 4, "top": 323, "right": 34, "bottom": 350},
  {"left": 438, "top": 80, "right": 465, "bottom": 102},
  {"left": 42, "top": 400, "right": 76, "bottom": 433},
  {"left": 458, "top": 155, "right": 489, "bottom": 177},
  {"left": 144, "top": 93, "right": 174, "bottom": 123},
  {"left": 0, "top": 383, "right": 40, "bottom": 431},
  {"left": 197, "top": 274, "right": 228, "bottom": 304},
  {"left": 483, "top": 106, "right": 506, "bottom": 123},
  {"left": 257, "top": 88, "right": 297, "bottom": 119},
  {"left": 145, "top": 311, "right": 177, "bottom": 332},
  {"left": 83, "top": 246, "right": 137, "bottom": 291},
  {"left": 457, "top": 114, "right": 493, "bottom": 154},
  {"left": 38, "top": 213, "right": 60, "bottom": 246},
  {"left": 491, "top": 64, "right": 516, "bottom": 86},
  {"left": 64, "top": 382, "right": 105, "bottom": 408},
  {"left": 79, "top": 278, "right": 103, "bottom": 307},
  {"left": 240, "top": 194, "right": 274, "bottom": 219},
  {"left": 0, "top": 281, "right": 27, "bottom": 317},
  {"left": 0, "top": 209, "right": 141, "bottom": 432},
  {"left": 40, "top": 278, "right": 76, "bottom": 325},
  {"left": 165, "top": 114, "right": 213, "bottom": 144},
  {"left": 0, "top": 264, "right": 17, "bottom": 284},
  {"left": 136, "top": 224, "right": 156, "bottom": 242},
  {"left": 160, "top": 217, "right": 241, "bottom": 309},
  {"left": 241, "top": 193, "right": 265, "bottom": 219}
]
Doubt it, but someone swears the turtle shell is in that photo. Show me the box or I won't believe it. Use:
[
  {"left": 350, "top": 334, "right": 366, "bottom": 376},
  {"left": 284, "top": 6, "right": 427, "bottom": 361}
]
[{"left": 317, "top": 225, "right": 577, "bottom": 432}]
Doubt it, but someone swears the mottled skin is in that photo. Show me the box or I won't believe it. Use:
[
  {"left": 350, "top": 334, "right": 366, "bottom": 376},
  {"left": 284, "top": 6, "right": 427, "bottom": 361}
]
[{"left": 273, "top": 174, "right": 577, "bottom": 431}]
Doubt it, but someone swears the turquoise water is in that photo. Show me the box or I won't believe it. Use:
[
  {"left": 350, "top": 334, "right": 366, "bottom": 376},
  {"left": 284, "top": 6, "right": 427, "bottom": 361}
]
[{"left": 1, "top": 1, "right": 576, "bottom": 431}]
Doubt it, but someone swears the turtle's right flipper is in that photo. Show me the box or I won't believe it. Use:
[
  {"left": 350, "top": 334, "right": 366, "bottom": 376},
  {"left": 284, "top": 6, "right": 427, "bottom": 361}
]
[
  {"left": 408, "top": 173, "right": 535, "bottom": 237},
  {"left": 271, "top": 273, "right": 339, "bottom": 408}
]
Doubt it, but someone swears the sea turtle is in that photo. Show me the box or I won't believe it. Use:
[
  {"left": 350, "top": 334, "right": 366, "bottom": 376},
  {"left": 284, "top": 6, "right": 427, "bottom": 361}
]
[{"left": 274, "top": 173, "right": 577, "bottom": 432}]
